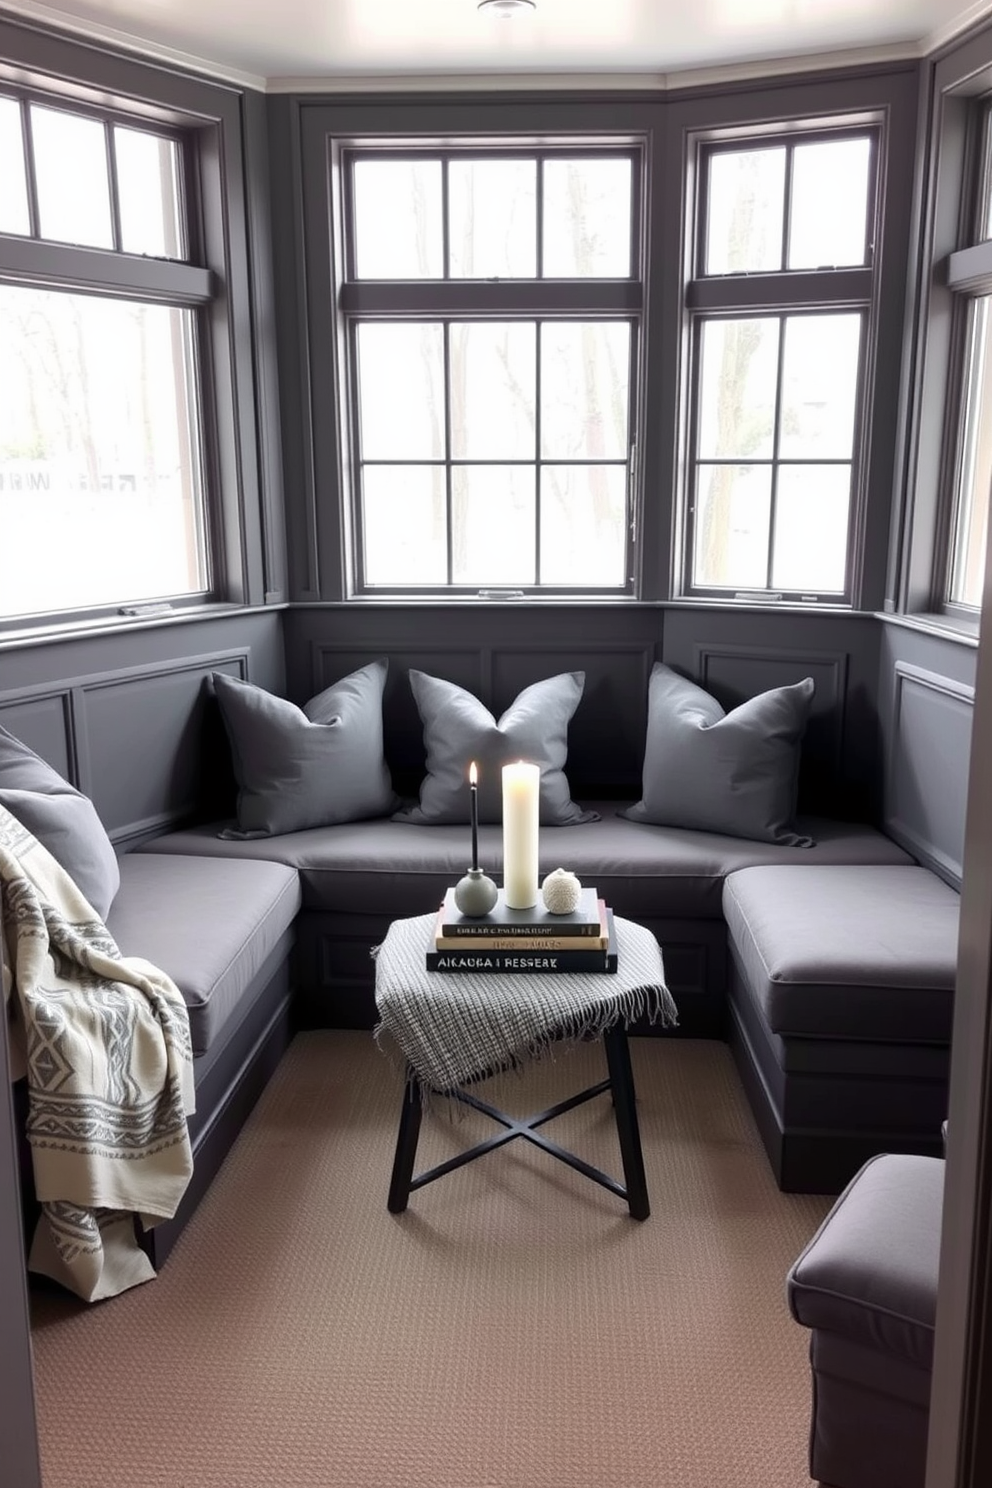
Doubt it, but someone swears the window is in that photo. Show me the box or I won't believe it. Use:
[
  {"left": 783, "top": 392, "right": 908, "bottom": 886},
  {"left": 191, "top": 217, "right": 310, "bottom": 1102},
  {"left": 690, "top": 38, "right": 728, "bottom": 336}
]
[
  {"left": 0, "top": 91, "right": 213, "bottom": 623},
  {"left": 336, "top": 146, "right": 642, "bottom": 596},
  {"left": 942, "top": 104, "right": 992, "bottom": 613},
  {"left": 682, "top": 127, "right": 878, "bottom": 603}
]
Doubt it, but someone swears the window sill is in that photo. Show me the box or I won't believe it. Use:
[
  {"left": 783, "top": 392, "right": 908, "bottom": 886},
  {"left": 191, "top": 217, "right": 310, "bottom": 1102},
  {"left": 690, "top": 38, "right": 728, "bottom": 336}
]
[
  {"left": 875, "top": 610, "right": 981, "bottom": 647},
  {"left": 0, "top": 600, "right": 288, "bottom": 652}
]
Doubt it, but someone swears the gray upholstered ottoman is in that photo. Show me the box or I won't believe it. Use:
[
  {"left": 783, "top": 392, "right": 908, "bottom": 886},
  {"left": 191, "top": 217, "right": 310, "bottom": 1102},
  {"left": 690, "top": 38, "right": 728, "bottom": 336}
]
[
  {"left": 787, "top": 1152, "right": 942, "bottom": 1488},
  {"left": 723, "top": 863, "right": 958, "bottom": 1191}
]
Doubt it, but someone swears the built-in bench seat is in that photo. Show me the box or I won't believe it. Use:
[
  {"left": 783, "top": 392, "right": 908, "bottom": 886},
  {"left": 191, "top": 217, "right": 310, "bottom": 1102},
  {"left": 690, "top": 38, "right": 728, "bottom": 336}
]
[
  {"left": 724, "top": 865, "right": 959, "bottom": 1192},
  {"left": 85, "top": 854, "right": 299, "bottom": 1266},
  {"left": 138, "top": 805, "right": 913, "bottom": 1038}
]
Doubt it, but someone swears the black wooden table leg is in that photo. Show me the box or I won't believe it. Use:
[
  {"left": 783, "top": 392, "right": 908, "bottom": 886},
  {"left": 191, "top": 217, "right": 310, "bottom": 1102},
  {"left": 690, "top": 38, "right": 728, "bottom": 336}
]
[
  {"left": 387, "top": 1071, "right": 423, "bottom": 1214},
  {"left": 603, "top": 1027, "right": 650, "bottom": 1221}
]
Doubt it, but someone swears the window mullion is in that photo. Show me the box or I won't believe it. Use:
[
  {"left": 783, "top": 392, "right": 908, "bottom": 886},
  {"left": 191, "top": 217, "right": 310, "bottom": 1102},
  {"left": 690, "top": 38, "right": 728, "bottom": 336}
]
[
  {"left": 767, "top": 315, "right": 787, "bottom": 589},
  {"left": 19, "top": 98, "right": 40, "bottom": 239},
  {"left": 444, "top": 320, "right": 453, "bottom": 586},
  {"left": 105, "top": 120, "right": 123, "bottom": 253}
]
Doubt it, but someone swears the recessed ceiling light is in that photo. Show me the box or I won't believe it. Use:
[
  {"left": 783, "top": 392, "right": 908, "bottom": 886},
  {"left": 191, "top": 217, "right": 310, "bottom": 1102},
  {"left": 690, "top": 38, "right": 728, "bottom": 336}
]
[{"left": 477, "top": 0, "right": 537, "bottom": 16}]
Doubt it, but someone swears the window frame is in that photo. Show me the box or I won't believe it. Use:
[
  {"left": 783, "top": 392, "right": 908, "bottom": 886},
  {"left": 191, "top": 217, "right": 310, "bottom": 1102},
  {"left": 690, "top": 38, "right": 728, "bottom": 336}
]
[
  {"left": 331, "top": 136, "right": 646, "bottom": 600},
  {"left": 0, "top": 14, "right": 276, "bottom": 633},
  {"left": 894, "top": 32, "right": 992, "bottom": 635},
  {"left": 0, "top": 84, "right": 219, "bottom": 628},
  {"left": 933, "top": 100, "right": 992, "bottom": 621},
  {"left": 678, "top": 120, "right": 883, "bottom": 607}
]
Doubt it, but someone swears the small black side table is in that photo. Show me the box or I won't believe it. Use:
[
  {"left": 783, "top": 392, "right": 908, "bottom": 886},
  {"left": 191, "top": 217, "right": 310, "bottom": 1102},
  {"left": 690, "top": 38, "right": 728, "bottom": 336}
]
[{"left": 387, "top": 1024, "right": 650, "bottom": 1220}]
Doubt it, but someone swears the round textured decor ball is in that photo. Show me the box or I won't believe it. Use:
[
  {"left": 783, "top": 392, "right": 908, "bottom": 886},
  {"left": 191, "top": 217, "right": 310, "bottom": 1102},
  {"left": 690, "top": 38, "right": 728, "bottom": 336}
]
[{"left": 541, "top": 868, "right": 582, "bottom": 914}]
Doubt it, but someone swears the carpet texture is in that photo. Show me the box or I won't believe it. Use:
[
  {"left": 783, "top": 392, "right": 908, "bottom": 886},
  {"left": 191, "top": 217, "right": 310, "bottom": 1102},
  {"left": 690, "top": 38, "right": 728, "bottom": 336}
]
[{"left": 30, "top": 1031, "right": 830, "bottom": 1488}]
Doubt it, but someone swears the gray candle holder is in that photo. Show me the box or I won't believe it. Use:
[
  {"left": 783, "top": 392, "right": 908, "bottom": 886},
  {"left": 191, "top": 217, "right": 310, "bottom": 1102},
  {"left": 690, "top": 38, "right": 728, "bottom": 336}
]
[{"left": 454, "top": 867, "right": 499, "bottom": 917}]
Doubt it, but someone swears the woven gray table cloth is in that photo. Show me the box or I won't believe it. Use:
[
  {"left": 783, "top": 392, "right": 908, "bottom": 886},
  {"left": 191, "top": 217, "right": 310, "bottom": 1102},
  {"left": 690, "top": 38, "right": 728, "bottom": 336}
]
[{"left": 373, "top": 911, "right": 678, "bottom": 1092}]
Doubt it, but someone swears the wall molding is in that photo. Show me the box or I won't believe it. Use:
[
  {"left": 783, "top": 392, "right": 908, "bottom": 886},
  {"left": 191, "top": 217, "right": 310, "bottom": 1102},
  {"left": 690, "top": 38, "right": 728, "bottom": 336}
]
[
  {"left": 692, "top": 641, "right": 850, "bottom": 774},
  {"left": 887, "top": 660, "right": 975, "bottom": 885}
]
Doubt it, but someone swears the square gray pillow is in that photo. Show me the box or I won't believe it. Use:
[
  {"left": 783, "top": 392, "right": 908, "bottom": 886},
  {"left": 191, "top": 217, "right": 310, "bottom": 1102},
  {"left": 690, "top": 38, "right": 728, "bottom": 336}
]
[
  {"left": 620, "top": 664, "right": 815, "bottom": 846},
  {"left": 394, "top": 669, "right": 596, "bottom": 826},
  {"left": 213, "top": 659, "right": 398, "bottom": 838},
  {"left": 0, "top": 724, "right": 120, "bottom": 917}
]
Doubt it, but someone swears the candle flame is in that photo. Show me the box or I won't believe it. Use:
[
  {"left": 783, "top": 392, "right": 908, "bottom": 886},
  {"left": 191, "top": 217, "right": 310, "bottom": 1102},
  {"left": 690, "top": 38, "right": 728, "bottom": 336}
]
[{"left": 469, "top": 761, "right": 478, "bottom": 785}]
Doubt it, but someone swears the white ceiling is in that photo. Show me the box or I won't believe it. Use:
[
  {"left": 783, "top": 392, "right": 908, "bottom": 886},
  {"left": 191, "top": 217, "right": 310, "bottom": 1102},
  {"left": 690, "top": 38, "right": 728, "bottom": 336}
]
[{"left": 2, "top": 0, "right": 991, "bottom": 91}]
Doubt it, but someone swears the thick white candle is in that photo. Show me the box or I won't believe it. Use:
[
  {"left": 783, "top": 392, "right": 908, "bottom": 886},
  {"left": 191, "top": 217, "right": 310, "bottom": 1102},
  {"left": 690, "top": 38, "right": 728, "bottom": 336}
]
[{"left": 502, "top": 760, "right": 540, "bottom": 908}]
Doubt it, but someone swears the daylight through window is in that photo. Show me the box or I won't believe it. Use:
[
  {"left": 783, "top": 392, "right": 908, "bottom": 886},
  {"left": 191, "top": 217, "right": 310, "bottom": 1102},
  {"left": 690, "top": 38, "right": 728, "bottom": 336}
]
[
  {"left": 0, "top": 92, "right": 210, "bottom": 622},
  {"left": 338, "top": 147, "right": 641, "bottom": 595},
  {"left": 684, "top": 129, "right": 877, "bottom": 602}
]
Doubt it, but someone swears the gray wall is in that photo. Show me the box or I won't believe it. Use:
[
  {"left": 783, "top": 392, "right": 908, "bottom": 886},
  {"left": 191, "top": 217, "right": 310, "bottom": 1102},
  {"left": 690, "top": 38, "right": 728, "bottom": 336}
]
[
  {"left": 0, "top": 610, "right": 284, "bottom": 844},
  {"left": 877, "top": 620, "right": 977, "bottom": 884},
  {"left": 284, "top": 602, "right": 885, "bottom": 817}
]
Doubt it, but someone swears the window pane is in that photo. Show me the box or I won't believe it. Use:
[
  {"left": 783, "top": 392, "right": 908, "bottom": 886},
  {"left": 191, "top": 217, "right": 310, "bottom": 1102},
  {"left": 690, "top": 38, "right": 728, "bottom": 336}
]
[
  {"left": 541, "top": 322, "right": 630, "bottom": 460},
  {"left": 0, "top": 97, "right": 29, "bottom": 235},
  {"left": 705, "top": 148, "right": 785, "bottom": 275},
  {"left": 449, "top": 159, "right": 536, "bottom": 278},
  {"left": 698, "top": 318, "right": 779, "bottom": 461},
  {"left": 772, "top": 465, "right": 851, "bottom": 592},
  {"left": 542, "top": 158, "right": 632, "bottom": 277},
  {"left": 789, "top": 138, "right": 871, "bottom": 270},
  {"left": 779, "top": 314, "right": 862, "bottom": 458},
  {"left": 31, "top": 105, "right": 113, "bottom": 248},
  {"left": 357, "top": 323, "right": 445, "bottom": 460},
  {"left": 693, "top": 464, "right": 771, "bottom": 588},
  {"left": 540, "top": 465, "right": 626, "bottom": 585},
  {"left": 352, "top": 160, "right": 442, "bottom": 279},
  {"left": 0, "top": 287, "right": 206, "bottom": 617},
  {"left": 950, "top": 297, "right": 992, "bottom": 607},
  {"left": 452, "top": 466, "right": 535, "bottom": 584},
  {"left": 450, "top": 322, "right": 535, "bottom": 459},
  {"left": 362, "top": 466, "right": 447, "bottom": 585},
  {"left": 115, "top": 126, "right": 184, "bottom": 259}
]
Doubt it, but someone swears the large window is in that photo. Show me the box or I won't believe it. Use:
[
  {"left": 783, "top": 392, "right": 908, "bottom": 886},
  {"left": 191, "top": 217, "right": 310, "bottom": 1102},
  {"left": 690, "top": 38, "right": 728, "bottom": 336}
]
[
  {"left": 682, "top": 127, "right": 878, "bottom": 603},
  {"left": 336, "top": 146, "right": 642, "bottom": 596},
  {"left": 0, "top": 90, "right": 213, "bottom": 623}
]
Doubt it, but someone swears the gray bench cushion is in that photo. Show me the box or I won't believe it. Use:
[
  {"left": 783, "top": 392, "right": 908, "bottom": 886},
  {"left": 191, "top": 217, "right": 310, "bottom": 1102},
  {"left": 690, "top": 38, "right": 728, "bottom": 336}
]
[
  {"left": 788, "top": 1152, "right": 943, "bottom": 1371},
  {"left": 107, "top": 853, "right": 301, "bottom": 1055},
  {"left": 139, "top": 805, "right": 911, "bottom": 920},
  {"left": 723, "top": 864, "right": 958, "bottom": 1041}
]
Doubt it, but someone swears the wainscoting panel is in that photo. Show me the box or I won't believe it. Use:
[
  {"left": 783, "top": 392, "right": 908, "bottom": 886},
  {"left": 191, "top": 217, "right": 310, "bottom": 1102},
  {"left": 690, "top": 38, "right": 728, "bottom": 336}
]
[
  {"left": 886, "top": 661, "right": 974, "bottom": 884},
  {"left": 491, "top": 643, "right": 653, "bottom": 795},
  {"left": 79, "top": 651, "right": 249, "bottom": 843},
  {"left": 664, "top": 608, "right": 882, "bottom": 818},
  {"left": 0, "top": 688, "right": 75, "bottom": 780},
  {"left": 307, "top": 634, "right": 658, "bottom": 797},
  {"left": 695, "top": 640, "right": 848, "bottom": 771}
]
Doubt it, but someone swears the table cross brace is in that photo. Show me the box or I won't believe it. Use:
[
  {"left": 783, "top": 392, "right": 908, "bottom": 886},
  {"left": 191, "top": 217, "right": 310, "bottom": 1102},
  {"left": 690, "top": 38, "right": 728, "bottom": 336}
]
[{"left": 387, "top": 1027, "right": 649, "bottom": 1220}]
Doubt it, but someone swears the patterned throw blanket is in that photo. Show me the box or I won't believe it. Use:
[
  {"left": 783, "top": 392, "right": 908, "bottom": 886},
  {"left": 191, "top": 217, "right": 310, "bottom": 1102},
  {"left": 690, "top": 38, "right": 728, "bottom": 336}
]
[
  {"left": 374, "top": 911, "right": 678, "bottom": 1092},
  {"left": 1, "top": 804, "right": 194, "bottom": 1302}
]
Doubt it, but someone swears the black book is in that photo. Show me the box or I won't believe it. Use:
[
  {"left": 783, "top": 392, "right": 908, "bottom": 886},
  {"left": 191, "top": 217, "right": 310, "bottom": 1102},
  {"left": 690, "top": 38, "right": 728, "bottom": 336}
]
[
  {"left": 427, "top": 911, "right": 618, "bottom": 974},
  {"left": 440, "top": 884, "right": 602, "bottom": 938}
]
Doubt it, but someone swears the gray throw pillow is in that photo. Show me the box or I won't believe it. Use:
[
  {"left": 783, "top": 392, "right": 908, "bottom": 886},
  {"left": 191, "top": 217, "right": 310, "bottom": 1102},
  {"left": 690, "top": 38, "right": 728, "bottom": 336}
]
[
  {"left": 620, "top": 664, "right": 815, "bottom": 847},
  {"left": 0, "top": 724, "right": 120, "bottom": 917},
  {"left": 394, "top": 669, "right": 596, "bottom": 826},
  {"left": 213, "top": 660, "right": 398, "bottom": 838}
]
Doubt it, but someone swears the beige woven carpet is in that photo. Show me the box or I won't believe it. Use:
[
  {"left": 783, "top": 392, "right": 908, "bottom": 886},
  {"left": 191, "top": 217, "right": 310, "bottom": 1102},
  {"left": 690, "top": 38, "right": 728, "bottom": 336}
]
[{"left": 30, "top": 1031, "right": 831, "bottom": 1488}]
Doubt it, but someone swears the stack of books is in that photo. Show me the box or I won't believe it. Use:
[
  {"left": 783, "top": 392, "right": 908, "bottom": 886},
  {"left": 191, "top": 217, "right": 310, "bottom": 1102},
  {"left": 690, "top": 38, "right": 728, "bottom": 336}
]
[{"left": 427, "top": 886, "right": 617, "bottom": 974}]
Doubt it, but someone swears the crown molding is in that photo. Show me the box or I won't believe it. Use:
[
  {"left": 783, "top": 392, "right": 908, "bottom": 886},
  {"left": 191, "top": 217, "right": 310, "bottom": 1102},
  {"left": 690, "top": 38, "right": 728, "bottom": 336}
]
[
  {"left": 926, "top": 0, "right": 992, "bottom": 56},
  {"left": 266, "top": 42, "right": 922, "bottom": 96},
  {"left": 0, "top": 0, "right": 267, "bottom": 90}
]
